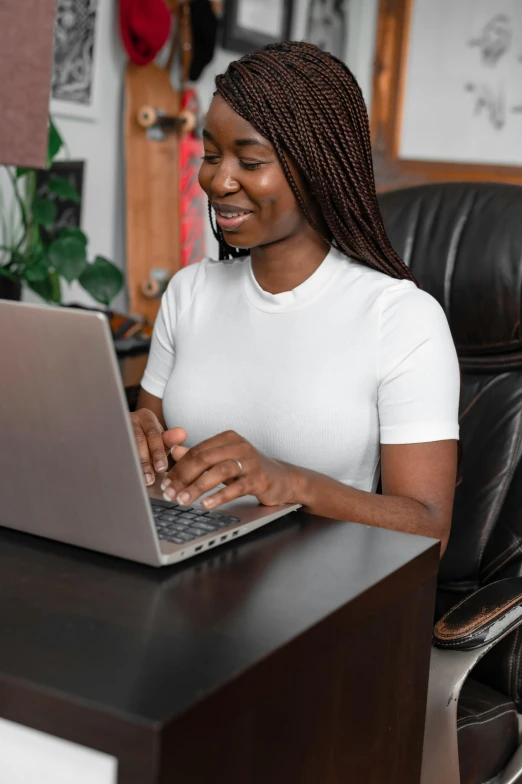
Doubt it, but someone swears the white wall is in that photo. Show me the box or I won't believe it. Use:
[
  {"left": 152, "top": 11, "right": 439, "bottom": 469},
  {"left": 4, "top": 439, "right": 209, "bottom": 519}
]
[
  {"left": 5, "top": 0, "right": 379, "bottom": 308},
  {"left": 51, "top": 0, "right": 127, "bottom": 309}
]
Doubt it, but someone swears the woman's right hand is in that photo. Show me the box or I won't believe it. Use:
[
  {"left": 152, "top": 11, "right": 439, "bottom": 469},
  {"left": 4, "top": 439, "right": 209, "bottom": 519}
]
[{"left": 130, "top": 408, "right": 170, "bottom": 486}]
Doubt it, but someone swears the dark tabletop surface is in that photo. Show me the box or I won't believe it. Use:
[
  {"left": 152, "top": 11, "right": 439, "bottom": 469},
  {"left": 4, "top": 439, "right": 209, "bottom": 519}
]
[{"left": 0, "top": 512, "right": 437, "bottom": 727}]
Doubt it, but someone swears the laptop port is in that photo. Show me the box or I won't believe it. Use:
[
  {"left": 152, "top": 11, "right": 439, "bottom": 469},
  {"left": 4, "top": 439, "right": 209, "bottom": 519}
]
[
  {"left": 220, "top": 534, "right": 228, "bottom": 541},
  {"left": 232, "top": 530, "right": 239, "bottom": 536},
  {"left": 208, "top": 539, "right": 215, "bottom": 546},
  {"left": 195, "top": 545, "right": 203, "bottom": 552}
]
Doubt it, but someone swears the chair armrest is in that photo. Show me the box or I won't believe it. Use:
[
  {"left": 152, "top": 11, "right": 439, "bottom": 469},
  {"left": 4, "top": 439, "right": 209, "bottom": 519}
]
[
  {"left": 434, "top": 577, "right": 522, "bottom": 651},
  {"left": 422, "top": 578, "right": 522, "bottom": 784}
]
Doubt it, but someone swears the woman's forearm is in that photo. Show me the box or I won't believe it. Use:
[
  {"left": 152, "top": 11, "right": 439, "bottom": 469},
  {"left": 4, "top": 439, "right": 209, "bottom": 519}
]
[{"left": 284, "top": 463, "right": 448, "bottom": 551}]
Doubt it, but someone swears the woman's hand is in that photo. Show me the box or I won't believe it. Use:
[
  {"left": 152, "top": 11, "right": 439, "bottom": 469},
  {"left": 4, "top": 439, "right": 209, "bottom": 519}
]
[
  {"left": 160, "top": 429, "right": 302, "bottom": 509},
  {"left": 130, "top": 408, "right": 186, "bottom": 486}
]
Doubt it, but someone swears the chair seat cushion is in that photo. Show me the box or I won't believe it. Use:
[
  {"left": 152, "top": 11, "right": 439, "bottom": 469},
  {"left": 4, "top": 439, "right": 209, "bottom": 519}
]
[{"left": 457, "top": 677, "right": 519, "bottom": 784}]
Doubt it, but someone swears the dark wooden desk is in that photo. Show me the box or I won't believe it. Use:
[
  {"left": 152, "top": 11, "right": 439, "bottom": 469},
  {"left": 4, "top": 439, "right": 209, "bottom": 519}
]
[
  {"left": 0, "top": 514, "right": 438, "bottom": 783},
  {"left": 118, "top": 353, "right": 149, "bottom": 412}
]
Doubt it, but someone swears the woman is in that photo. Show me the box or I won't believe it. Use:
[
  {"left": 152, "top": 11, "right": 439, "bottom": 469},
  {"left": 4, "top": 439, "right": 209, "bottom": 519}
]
[{"left": 132, "top": 41, "right": 460, "bottom": 553}]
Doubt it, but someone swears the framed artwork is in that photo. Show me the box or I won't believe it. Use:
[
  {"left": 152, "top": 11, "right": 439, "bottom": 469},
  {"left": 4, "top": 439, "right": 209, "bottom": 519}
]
[
  {"left": 221, "top": 0, "right": 295, "bottom": 54},
  {"left": 50, "top": 0, "right": 106, "bottom": 122},
  {"left": 305, "top": 0, "right": 349, "bottom": 60},
  {"left": 35, "top": 161, "right": 84, "bottom": 243},
  {"left": 371, "top": 0, "right": 522, "bottom": 191}
]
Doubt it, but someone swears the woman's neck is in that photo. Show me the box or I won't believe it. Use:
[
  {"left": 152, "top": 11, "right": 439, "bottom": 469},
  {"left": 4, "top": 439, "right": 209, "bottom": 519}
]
[{"left": 250, "top": 229, "right": 330, "bottom": 295}]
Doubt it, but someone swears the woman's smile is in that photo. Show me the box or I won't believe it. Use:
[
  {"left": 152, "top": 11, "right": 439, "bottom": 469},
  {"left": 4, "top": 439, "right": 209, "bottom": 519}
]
[{"left": 213, "top": 202, "right": 254, "bottom": 232}]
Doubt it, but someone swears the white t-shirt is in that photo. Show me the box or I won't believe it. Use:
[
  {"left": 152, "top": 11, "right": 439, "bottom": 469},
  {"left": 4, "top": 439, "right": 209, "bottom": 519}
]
[{"left": 141, "top": 247, "right": 460, "bottom": 493}]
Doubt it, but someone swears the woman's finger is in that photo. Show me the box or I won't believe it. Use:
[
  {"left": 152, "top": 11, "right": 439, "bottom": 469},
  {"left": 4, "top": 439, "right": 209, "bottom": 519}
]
[
  {"left": 138, "top": 410, "right": 168, "bottom": 475},
  {"left": 162, "top": 427, "right": 188, "bottom": 451},
  {"left": 131, "top": 419, "right": 156, "bottom": 486},
  {"left": 161, "top": 458, "right": 245, "bottom": 504},
  {"left": 170, "top": 445, "right": 189, "bottom": 462},
  {"left": 198, "top": 478, "right": 250, "bottom": 510},
  {"left": 167, "top": 444, "right": 248, "bottom": 498}
]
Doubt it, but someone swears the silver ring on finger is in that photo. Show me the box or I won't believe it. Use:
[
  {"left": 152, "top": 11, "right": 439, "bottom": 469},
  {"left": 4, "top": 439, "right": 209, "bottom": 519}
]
[{"left": 233, "top": 459, "right": 243, "bottom": 478}]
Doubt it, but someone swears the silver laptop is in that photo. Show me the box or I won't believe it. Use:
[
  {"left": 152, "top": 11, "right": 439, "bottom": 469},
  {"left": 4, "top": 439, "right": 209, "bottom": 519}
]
[{"left": 0, "top": 301, "right": 300, "bottom": 567}]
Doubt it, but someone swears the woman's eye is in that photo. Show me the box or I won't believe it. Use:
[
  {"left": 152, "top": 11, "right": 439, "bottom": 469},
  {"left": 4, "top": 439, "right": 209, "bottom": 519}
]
[
  {"left": 240, "top": 161, "right": 263, "bottom": 170},
  {"left": 201, "top": 154, "right": 220, "bottom": 163}
]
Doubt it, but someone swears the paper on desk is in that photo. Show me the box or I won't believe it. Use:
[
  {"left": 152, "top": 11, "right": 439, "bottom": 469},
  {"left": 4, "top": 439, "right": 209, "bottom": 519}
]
[{"left": 0, "top": 718, "right": 117, "bottom": 784}]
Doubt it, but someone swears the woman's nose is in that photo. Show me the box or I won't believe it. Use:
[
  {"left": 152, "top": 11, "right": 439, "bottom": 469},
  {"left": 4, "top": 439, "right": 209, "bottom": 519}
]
[{"left": 210, "top": 164, "right": 241, "bottom": 197}]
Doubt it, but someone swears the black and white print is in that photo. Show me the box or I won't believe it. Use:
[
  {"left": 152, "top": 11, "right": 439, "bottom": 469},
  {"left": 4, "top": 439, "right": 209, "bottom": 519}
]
[
  {"left": 305, "top": 0, "right": 348, "bottom": 59},
  {"left": 51, "top": 0, "right": 99, "bottom": 117},
  {"left": 398, "top": 0, "right": 522, "bottom": 168},
  {"left": 36, "top": 161, "right": 85, "bottom": 243}
]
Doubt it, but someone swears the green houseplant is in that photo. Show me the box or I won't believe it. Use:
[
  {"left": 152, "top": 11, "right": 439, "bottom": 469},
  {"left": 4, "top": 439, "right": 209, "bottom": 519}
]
[{"left": 0, "top": 119, "right": 123, "bottom": 306}]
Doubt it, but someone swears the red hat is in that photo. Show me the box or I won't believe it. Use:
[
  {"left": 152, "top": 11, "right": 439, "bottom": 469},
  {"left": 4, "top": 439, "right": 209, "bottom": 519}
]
[{"left": 119, "top": 0, "right": 172, "bottom": 66}]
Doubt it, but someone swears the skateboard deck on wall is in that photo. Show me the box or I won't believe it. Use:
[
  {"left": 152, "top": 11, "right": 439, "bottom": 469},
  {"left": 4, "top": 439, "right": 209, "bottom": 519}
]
[
  {"left": 123, "top": 0, "right": 206, "bottom": 323},
  {"left": 124, "top": 61, "right": 182, "bottom": 323}
]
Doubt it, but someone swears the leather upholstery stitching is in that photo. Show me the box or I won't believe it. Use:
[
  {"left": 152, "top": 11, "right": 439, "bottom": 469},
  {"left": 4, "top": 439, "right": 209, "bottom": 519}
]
[
  {"left": 458, "top": 375, "right": 504, "bottom": 423},
  {"left": 478, "top": 411, "right": 522, "bottom": 566},
  {"left": 457, "top": 701, "right": 514, "bottom": 724},
  {"left": 460, "top": 356, "right": 522, "bottom": 373},
  {"left": 437, "top": 579, "right": 513, "bottom": 627},
  {"left": 510, "top": 626, "right": 520, "bottom": 698},
  {"left": 435, "top": 597, "right": 522, "bottom": 640},
  {"left": 457, "top": 338, "right": 522, "bottom": 350},
  {"left": 435, "top": 577, "right": 522, "bottom": 641},
  {"left": 434, "top": 595, "right": 522, "bottom": 648},
  {"left": 509, "top": 627, "right": 519, "bottom": 697},
  {"left": 444, "top": 208, "right": 471, "bottom": 317},
  {"left": 456, "top": 707, "right": 517, "bottom": 731},
  {"left": 482, "top": 538, "right": 522, "bottom": 582},
  {"left": 401, "top": 200, "right": 421, "bottom": 270}
]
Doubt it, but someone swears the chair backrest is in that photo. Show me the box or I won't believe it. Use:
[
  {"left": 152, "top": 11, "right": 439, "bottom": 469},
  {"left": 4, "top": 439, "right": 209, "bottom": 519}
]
[{"left": 378, "top": 183, "right": 522, "bottom": 616}]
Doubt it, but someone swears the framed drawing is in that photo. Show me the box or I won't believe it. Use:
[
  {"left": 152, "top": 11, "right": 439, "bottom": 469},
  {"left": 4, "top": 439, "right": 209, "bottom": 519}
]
[
  {"left": 50, "top": 0, "right": 107, "bottom": 122},
  {"left": 35, "top": 161, "right": 84, "bottom": 243},
  {"left": 305, "top": 0, "right": 349, "bottom": 60},
  {"left": 371, "top": 0, "right": 522, "bottom": 191},
  {"left": 221, "top": 0, "right": 295, "bottom": 54}
]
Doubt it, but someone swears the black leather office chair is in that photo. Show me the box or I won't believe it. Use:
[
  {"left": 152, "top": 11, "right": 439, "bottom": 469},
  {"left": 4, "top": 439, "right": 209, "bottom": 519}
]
[{"left": 379, "top": 182, "right": 522, "bottom": 784}]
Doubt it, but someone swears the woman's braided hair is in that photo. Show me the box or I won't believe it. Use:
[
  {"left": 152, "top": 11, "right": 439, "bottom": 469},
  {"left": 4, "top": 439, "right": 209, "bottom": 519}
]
[{"left": 209, "top": 40, "right": 416, "bottom": 283}]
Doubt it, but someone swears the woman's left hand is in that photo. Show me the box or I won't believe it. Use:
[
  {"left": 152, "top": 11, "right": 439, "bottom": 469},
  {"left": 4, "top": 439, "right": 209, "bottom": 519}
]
[{"left": 160, "top": 429, "right": 301, "bottom": 509}]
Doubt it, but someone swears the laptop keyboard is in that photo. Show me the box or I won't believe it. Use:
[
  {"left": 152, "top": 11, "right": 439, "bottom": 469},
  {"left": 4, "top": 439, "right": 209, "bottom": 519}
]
[{"left": 151, "top": 499, "right": 241, "bottom": 545}]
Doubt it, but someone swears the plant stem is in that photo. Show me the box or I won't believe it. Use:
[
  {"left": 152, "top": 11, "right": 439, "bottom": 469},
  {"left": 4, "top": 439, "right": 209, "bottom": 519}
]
[{"left": 5, "top": 168, "right": 28, "bottom": 236}]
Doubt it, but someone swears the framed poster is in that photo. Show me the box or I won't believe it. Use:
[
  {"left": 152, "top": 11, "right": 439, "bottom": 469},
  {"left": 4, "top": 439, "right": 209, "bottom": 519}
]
[
  {"left": 305, "top": 0, "right": 349, "bottom": 60},
  {"left": 371, "top": 0, "right": 522, "bottom": 191},
  {"left": 50, "top": 0, "right": 107, "bottom": 122},
  {"left": 35, "top": 160, "right": 85, "bottom": 243},
  {"left": 222, "top": 0, "right": 295, "bottom": 54}
]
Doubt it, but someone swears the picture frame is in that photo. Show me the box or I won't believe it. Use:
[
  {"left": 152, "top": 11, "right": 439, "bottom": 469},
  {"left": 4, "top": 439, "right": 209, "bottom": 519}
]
[
  {"left": 35, "top": 160, "right": 85, "bottom": 242},
  {"left": 370, "top": 0, "right": 522, "bottom": 191},
  {"left": 50, "top": 0, "right": 108, "bottom": 123},
  {"left": 221, "top": 0, "right": 295, "bottom": 54}
]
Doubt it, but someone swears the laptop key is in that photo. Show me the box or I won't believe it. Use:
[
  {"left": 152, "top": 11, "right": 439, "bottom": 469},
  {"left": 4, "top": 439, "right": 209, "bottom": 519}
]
[
  {"left": 173, "top": 530, "right": 197, "bottom": 542},
  {"left": 192, "top": 521, "right": 217, "bottom": 532}
]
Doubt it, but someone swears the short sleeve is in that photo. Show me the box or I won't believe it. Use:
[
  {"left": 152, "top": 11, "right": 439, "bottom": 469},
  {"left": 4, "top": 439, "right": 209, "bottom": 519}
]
[
  {"left": 140, "top": 261, "right": 204, "bottom": 399},
  {"left": 377, "top": 283, "right": 460, "bottom": 444}
]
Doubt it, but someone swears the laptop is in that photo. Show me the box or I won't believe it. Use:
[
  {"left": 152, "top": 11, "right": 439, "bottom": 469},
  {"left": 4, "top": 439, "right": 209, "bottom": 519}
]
[{"left": 0, "top": 301, "right": 300, "bottom": 567}]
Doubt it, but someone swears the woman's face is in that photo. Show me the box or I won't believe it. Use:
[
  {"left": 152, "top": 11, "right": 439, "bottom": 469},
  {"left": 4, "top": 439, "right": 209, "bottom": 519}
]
[{"left": 198, "top": 94, "right": 309, "bottom": 249}]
